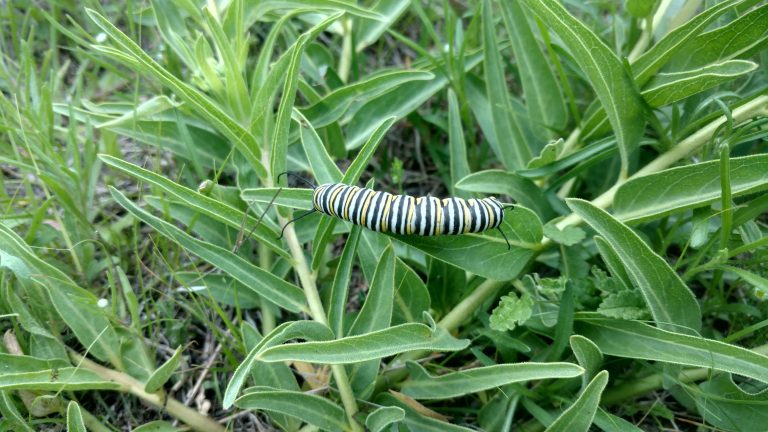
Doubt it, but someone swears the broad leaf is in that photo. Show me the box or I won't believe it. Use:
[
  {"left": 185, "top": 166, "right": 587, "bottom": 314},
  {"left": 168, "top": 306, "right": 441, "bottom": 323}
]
[
  {"left": 577, "top": 318, "right": 768, "bottom": 383},
  {"left": 236, "top": 388, "right": 348, "bottom": 432},
  {"left": 613, "top": 154, "right": 768, "bottom": 223}
]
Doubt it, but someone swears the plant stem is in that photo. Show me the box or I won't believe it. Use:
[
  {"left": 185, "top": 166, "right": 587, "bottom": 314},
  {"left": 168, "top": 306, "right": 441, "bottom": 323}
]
[
  {"left": 552, "top": 95, "right": 768, "bottom": 234},
  {"left": 439, "top": 279, "right": 506, "bottom": 331},
  {"left": 279, "top": 218, "right": 362, "bottom": 431},
  {"left": 71, "top": 353, "right": 226, "bottom": 432},
  {"left": 338, "top": 17, "right": 353, "bottom": 83},
  {"left": 258, "top": 243, "right": 276, "bottom": 334}
]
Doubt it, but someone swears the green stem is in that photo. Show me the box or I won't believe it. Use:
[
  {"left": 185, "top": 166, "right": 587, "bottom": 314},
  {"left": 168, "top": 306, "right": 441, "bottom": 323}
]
[
  {"left": 438, "top": 279, "right": 506, "bottom": 331},
  {"left": 552, "top": 95, "right": 768, "bottom": 235},
  {"left": 258, "top": 243, "right": 276, "bottom": 334},
  {"left": 279, "top": 218, "right": 362, "bottom": 432},
  {"left": 338, "top": 17, "right": 353, "bottom": 83},
  {"left": 71, "top": 353, "right": 225, "bottom": 432}
]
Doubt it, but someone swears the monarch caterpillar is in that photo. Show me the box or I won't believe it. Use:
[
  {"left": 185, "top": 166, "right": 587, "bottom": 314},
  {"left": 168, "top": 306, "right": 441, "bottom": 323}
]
[{"left": 278, "top": 173, "right": 513, "bottom": 249}]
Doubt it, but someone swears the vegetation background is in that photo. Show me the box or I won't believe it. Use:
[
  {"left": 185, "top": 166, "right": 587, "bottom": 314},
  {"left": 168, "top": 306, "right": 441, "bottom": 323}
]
[{"left": 1, "top": 0, "right": 768, "bottom": 431}]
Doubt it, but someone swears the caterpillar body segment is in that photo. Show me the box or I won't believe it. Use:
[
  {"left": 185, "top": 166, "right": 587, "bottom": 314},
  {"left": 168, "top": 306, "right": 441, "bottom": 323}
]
[{"left": 311, "top": 183, "right": 506, "bottom": 236}]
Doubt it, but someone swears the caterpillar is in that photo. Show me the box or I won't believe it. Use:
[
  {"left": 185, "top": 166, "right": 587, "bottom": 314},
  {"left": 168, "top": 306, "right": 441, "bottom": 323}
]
[{"left": 277, "top": 174, "right": 513, "bottom": 249}]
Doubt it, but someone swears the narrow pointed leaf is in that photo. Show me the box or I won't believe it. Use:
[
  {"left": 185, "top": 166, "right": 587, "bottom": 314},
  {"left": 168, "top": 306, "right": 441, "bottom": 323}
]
[
  {"left": 577, "top": 318, "right": 768, "bottom": 383},
  {"left": 144, "top": 346, "right": 183, "bottom": 393},
  {"left": 258, "top": 323, "right": 469, "bottom": 364},
  {"left": 545, "top": 371, "right": 609, "bottom": 432},
  {"left": 613, "top": 154, "right": 768, "bottom": 223},
  {"left": 235, "top": 388, "right": 348, "bottom": 432},
  {"left": 401, "top": 361, "right": 583, "bottom": 400},
  {"left": 99, "top": 155, "right": 287, "bottom": 258},
  {"left": 109, "top": 187, "right": 307, "bottom": 313},
  {"left": 224, "top": 320, "right": 334, "bottom": 408},
  {"left": 67, "top": 402, "right": 87, "bottom": 432},
  {"left": 566, "top": 199, "right": 701, "bottom": 332}
]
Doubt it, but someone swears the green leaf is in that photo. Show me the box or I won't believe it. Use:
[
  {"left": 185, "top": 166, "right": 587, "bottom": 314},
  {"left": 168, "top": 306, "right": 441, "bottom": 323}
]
[
  {"left": 482, "top": 0, "right": 531, "bottom": 170},
  {"left": 0, "top": 391, "right": 34, "bottom": 432},
  {"left": 569, "top": 335, "right": 603, "bottom": 386},
  {"left": 301, "top": 70, "right": 434, "bottom": 128},
  {"left": 132, "top": 421, "right": 183, "bottom": 432},
  {"left": 717, "top": 265, "right": 768, "bottom": 301},
  {"left": 109, "top": 187, "right": 307, "bottom": 313},
  {"left": 401, "top": 361, "right": 583, "bottom": 400},
  {"left": 447, "top": 89, "right": 470, "bottom": 198},
  {"left": 271, "top": 35, "right": 310, "bottom": 183},
  {"left": 456, "top": 170, "right": 554, "bottom": 220},
  {"left": 520, "top": 0, "right": 644, "bottom": 174},
  {"left": 545, "top": 371, "right": 609, "bottom": 432},
  {"left": 626, "top": 0, "right": 655, "bottom": 18},
  {"left": 489, "top": 292, "right": 534, "bottom": 332},
  {"left": 224, "top": 321, "right": 334, "bottom": 408},
  {"left": 366, "top": 406, "right": 405, "bottom": 432},
  {"left": 144, "top": 346, "right": 182, "bottom": 393},
  {"left": 374, "top": 393, "right": 478, "bottom": 431},
  {"left": 66, "top": 401, "right": 87, "bottom": 432},
  {"left": 577, "top": 318, "right": 768, "bottom": 383},
  {"left": 174, "top": 272, "right": 262, "bottom": 309},
  {"left": 94, "top": 95, "right": 181, "bottom": 129},
  {"left": 235, "top": 388, "right": 348, "bottom": 432},
  {"left": 258, "top": 322, "right": 469, "bottom": 364},
  {"left": 567, "top": 199, "right": 701, "bottom": 332},
  {"left": 348, "top": 245, "right": 396, "bottom": 396},
  {"left": 85, "top": 8, "right": 267, "bottom": 177},
  {"left": 99, "top": 154, "right": 287, "bottom": 258},
  {"left": 0, "top": 226, "right": 123, "bottom": 366},
  {"left": 349, "top": 245, "right": 395, "bottom": 336},
  {"left": 593, "top": 410, "right": 644, "bottom": 432},
  {"left": 270, "top": 12, "right": 343, "bottom": 182},
  {"left": 344, "top": 51, "right": 483, "bottom": 150},
  {"left": 695, "top": 374, "right": 768, "bottom": 432},
  {"left": 613, "top": 154, "right": 768, "bottom": 223},
  {"left": 642, "top": 60, "right": 758, "bottom": 107},
  {"left": 245, "top": 1, "right": 383, "bottom": 22},
  {"left": 666, "top": 3, "right": 768, "bottom": 71},
  {"left": 311, "top": 116, "right": 396, "bottom": 269},
  {"left": 241, "top": 187, "right": 313, "bottom": 210},
  {"left": 329, "top": 226, "right": 362, "bottom": 336},
  {"left": 500, "top": 0, "right": 567, "bottom": 131},
  {"left": 391, "top": 206, "right": 542, "bottom": 281},
  {"left": 0, "top": 368, "right": 121, "bottom": 391},
  {"left": 354, "top": 0, "right": 410, "bottom": 51},
  {"left": 296, "top": 109, "right": 342, "bottom": 185},
  {"left": 543, "top": 222, "right": 586, "bottom": 246},
  {"left": 633, "top": 0, "right": 760, "bottom": 83}
]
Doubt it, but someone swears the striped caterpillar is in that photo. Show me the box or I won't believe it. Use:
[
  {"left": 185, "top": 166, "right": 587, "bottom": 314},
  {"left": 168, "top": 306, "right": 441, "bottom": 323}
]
[{"left": 278, "top": 174, "right": 513, "bottom": 249}]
